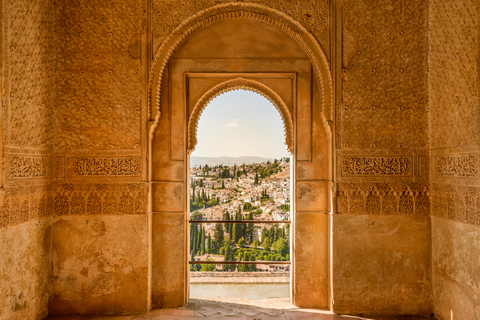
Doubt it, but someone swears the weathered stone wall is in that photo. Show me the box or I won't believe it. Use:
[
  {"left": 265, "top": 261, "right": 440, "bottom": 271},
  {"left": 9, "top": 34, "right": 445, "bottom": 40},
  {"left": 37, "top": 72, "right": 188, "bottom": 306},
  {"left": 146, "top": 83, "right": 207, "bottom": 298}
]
[
  {"left": 3, "top": 0, "right": 479, "bottom": 318},
  {"left": 0, "top": 0, "right": 56, "bottom": 318},
  {"left": 333, "top": 0, "right": 432, "bottom": 315},
  {"left": 49, "top": 0, "right": 150, "bottom": 315},
  {"left": 428, "top": 0, "right": 480, "bottom": 319}
]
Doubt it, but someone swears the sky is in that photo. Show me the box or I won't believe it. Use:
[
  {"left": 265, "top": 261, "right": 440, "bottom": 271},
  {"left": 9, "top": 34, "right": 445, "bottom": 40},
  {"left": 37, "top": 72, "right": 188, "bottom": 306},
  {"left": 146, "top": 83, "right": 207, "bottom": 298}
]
[{"left": 191, "top": 89, "right": 290, "bottom": 159}]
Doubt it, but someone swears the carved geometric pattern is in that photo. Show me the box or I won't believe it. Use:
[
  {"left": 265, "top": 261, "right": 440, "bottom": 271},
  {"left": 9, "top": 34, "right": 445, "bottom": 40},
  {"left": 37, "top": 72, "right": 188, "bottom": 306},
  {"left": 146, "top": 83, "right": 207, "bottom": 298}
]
[
  {"left": 152, "top": 0, "right": 329, "bottom": 40},
  {"left": 3, "top": 0, "right": 56, "bottom": 148},
  {"left": 336, "top": 182, "right": 430, "bottom": 216},
  {"left": 341, "top": 0, "right": 428, "bottom": 149},
  {"left": 435, "top": 155, "right": 478, "bottom": 178},
  {"left": 0, "top": 182, "right": 148, "bottom": 230},
  {"left": 8, "top": 156, "right": 48, "bottom": 178},
  {"left": 341, "top": 156, "right": 412, "bottom": 176},
  {"left": 431, "top": 183, "right": 480, "bottom": 226},
  {"left": 71, "top": 157, "right": 142, "bottom": 176},
  {"left": 429, "top": 0, "right": 478, "bottom": 148},
  {"left": 0, "top": 185, "right": 51, "bottom": 229},
  {"left": 6, "top": 155, "right": 65, "bottom": 179},
  {"left": 149, "top": 2, "right": 333, "bottom": 133},
  {"left": 52, "top": 183, "right": 147, "bottom": 216},
  {"left": 54, "top": 0, "right": 145, "bottom": 150},
  {"left": 188, "top": 78, "right": 294, "bottom": 154}
]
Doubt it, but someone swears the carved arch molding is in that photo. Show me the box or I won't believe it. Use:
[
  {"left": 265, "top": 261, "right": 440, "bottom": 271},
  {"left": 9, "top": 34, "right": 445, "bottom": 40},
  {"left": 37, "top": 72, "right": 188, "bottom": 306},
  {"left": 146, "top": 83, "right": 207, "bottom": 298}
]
[
  {"left": 149, "top": 2, "right": 333, "bottom": 128},
  {"left": 148, "top": 2, "right": 333, "bottom": 310},
  {"left": 187, "top": 77, "right": 294, "bottom": 154}
]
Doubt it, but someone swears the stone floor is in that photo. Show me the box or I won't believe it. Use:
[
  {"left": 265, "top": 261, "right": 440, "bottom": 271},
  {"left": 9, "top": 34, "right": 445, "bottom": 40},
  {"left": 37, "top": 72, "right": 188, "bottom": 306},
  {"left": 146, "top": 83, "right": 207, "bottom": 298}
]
[{"left": 46, "top": 298, "right": 436, "bottom": 320}]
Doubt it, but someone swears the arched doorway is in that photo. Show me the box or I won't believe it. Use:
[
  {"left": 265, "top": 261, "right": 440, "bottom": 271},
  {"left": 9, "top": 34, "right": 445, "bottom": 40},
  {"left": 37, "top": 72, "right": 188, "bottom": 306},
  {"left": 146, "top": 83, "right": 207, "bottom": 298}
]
[
  {"left": 148, "top": 3, "right": 333, "bottom": 310},
  {"left": 188, "top": 88, "right": 292, "bottom": 299}
]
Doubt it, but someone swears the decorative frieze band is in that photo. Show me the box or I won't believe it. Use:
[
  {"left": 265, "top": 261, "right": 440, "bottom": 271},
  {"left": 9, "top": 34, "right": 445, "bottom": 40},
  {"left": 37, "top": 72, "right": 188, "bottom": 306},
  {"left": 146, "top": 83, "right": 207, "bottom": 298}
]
[
  {"left": 8, "top": 156, "right": 48, "bottom": 178},
  {"left": 7, "top": 155, "right": 64, "bottom": 179},
  {"left": 71, "top": 157, "right": 141, "bottom": 176},
  {"left": 336, "top": 182, "right": 430, "bottom": 216},
  {"left": 0, "top": 183, "right": 148, "bottom": 229},
  {"left": 435, "top": 154, "right": 478, "bottom": 178},
  {"left": 431, "top": 183, "right": 480, "bottom": 226},
  {"left": 341, "top": 156, "right": 412, "bottom": 176}
]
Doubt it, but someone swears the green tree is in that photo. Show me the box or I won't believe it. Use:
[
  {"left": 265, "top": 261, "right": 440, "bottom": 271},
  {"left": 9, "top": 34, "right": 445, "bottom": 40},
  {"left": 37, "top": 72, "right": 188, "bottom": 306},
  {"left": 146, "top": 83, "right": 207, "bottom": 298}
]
[
  {"left": 222, "top": 237, "right": 236, "bottom": 271},
  {"left": 238, "top": 238, "right": 246, "bottom": 248},
  {"left": 238, "top": 251, "right": 246, "bottom": 272},
  {"left": 254, "top": 173, "right": 259, "bottom": 185},
  {"left": 200, "top": 227, "right": 206, "bottom": 255},
  {"left": 272, "top": 238, "right": 289, "bottom": 257},
  {"left": 213, "top": 223, "right": 224, "bottom": 252},
  {"left": 190, "top": 248, "right": 196, "bottom": 262},
  {"left": 246, "top": 251, "right": 256, "bottom": 271},
  {"left": 245, "top": 212, "right": 254, "bottom": 243},
  {"left": 207, "top": 234, "right": 212, "bottom": 254},
  {"left": 200, "top": 257, "right": 216, "bottom": 271},
  {"left": 233, "top": 208, "right": 243, "bottom": 243},
  {"left": 224, "top": 212, "right": 232, "bottom": 237}
]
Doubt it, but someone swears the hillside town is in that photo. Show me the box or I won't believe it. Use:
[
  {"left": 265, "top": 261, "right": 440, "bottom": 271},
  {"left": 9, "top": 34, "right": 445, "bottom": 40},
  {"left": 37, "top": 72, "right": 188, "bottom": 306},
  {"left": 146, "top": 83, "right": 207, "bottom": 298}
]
[{"left": 189, "top": 158, "right": 291, "bottom": 272}]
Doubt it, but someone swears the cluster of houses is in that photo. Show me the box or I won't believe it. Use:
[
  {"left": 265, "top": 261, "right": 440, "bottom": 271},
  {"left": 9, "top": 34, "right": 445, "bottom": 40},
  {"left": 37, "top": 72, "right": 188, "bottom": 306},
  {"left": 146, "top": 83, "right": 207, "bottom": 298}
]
[
  {"left": 190, "top": 163, "right": 291, "bottom": 222},
  {"left": 190, "top": 162, "right": 291, "bottom": 272}
]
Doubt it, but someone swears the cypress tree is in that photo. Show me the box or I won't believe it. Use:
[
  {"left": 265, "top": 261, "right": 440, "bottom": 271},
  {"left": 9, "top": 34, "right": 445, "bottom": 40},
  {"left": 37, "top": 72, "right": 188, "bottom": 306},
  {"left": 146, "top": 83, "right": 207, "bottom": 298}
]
[
  {"left": 225, "top": 212, "right": 231, "bottom": 237},
  {"left": 196, "top": 225, "right": 201, "bottom": 254},
  {"left": 213, "top": 223, "right": 224, "bottom": 251},
  {"left": 233, "top": 208, "right": 242, "bottom": 243},
  {"left": 200, "top": 227, "right": 206, "bottom": 255},
  {"left": 190, "top": 248, "right": 195, "bottom": 262},
  {"left": 207, "top": 234, "right": 212, "bottom": 254}
]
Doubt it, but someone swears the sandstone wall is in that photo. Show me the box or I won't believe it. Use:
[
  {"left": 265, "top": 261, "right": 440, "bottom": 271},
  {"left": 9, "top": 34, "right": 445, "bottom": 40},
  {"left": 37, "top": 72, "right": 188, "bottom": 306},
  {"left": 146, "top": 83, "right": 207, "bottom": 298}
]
[
  {"left": 49, "top": 0, "right": 150, "bottom": 315},
  {"left": 333, "top": 0, "right": 432, "bottom": 315},
  {"left": 4, "top": 0, "right": 474, "bottom": 317},
  {"left": 0, "top": 0, "right": 56, "bottom": 319},
  {"left": 428, "top": 0, "right": 480, "bottom": 319}
]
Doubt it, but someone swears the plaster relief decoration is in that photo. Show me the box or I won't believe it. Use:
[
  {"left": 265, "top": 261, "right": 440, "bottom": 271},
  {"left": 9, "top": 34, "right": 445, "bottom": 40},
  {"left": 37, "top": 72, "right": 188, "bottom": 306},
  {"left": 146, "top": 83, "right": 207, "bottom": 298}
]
[
  {"left": 0, "top": 185, "right": 51, "bottom": 229},
  {"left": 336, "top": 182, "right": 429, "bottom": 215},
  {"left": 52, "top": 183, "right": 147, "bottom": 216},
  {"left": 7, "top": 155, "right": 65, "bottom": 179},
  {"left": 149, "top": 2, "right": 333, "bottom": 124},
  {"left": 435, "top": 155, "right": 478, "bottom": 178},
  {"left": 432, "top": 183, "right": 480, "bottom": 226},
  {"left": 71, "top": 157, "right": 142, "bottom": 176},
  {"left": 341, "top": 156, "right": 412, "bottom": 176},
  {"left": 8, "top": 156, "right": 48, "bottom": 178}
]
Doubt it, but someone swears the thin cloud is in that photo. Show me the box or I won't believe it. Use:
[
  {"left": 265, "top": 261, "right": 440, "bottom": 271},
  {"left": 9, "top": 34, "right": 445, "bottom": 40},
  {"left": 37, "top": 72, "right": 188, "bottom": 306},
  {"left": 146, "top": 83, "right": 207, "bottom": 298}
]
[
  {"left": 225, "top": 122, "right": 239, "bottom": 128},
  {"left": 231, "top": 118, "right": 243, "bottom": 121}
]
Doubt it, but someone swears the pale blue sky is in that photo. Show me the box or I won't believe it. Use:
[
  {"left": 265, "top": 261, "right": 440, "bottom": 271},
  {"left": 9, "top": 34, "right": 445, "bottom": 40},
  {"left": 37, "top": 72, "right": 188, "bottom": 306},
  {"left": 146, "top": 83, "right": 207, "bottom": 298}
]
[{"left": 192, "top": 90, "right": 290, "bottom": 158}]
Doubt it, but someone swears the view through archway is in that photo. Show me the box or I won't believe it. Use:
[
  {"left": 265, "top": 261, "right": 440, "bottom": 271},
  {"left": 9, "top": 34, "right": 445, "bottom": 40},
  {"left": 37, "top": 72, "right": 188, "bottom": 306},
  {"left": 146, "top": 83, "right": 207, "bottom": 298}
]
[{"left": 188, "top": 89, "right": 292, "bottom": 300}]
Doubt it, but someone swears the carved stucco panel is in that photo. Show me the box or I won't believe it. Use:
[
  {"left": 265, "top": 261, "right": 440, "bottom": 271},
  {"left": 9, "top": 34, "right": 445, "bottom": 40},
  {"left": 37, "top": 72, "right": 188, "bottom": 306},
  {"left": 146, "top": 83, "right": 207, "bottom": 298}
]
[
  {"left": 429, "top": 0, "right": 479, "bottom": 148},
  {"left": 54, "top": 0, "right": 146, "bottom": 150},
  {"left": 340, "top": 0, "right": 428, "bottom": 149},
  {"left": 3, "top": 0, "right": 56, "bottom": 148}
]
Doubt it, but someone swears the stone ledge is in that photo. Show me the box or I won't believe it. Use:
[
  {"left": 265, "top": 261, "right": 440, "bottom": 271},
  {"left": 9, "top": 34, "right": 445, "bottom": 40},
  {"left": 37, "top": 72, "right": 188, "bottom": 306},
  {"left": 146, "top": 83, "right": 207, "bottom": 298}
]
[{"left": 190, "top": 272, "right": 290, "bottom": 284}]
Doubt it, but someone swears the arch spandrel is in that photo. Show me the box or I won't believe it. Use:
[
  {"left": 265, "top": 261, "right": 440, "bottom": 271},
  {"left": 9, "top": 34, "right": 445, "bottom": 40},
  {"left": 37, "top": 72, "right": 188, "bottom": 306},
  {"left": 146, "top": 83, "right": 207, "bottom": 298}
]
[
  {"left": 187, "top": 78, "right": 294, "bottom": 155},
  {"left": 149, "top": 2, "right": 333, "bottom": 128}
]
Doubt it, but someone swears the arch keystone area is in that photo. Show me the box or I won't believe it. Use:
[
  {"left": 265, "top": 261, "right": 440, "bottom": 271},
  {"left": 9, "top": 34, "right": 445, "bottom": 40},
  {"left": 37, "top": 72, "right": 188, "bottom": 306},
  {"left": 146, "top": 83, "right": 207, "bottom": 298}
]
[{"left": 149, "top": 2, "right": 333, "bottom": 127}]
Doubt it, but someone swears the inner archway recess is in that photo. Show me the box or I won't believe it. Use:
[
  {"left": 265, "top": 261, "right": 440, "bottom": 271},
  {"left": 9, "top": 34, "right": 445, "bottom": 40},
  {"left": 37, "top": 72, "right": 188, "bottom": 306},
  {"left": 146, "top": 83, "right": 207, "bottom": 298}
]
[{"left": 148, "top": 2, "right": 333, "bottom": 310}]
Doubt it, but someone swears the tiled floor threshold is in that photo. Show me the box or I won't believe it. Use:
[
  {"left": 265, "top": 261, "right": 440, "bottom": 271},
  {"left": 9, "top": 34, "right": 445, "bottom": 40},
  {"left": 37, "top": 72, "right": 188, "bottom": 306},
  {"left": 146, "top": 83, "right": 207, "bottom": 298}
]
[{"left": 45, "top": 298, "right": 435, "bottom": 320}]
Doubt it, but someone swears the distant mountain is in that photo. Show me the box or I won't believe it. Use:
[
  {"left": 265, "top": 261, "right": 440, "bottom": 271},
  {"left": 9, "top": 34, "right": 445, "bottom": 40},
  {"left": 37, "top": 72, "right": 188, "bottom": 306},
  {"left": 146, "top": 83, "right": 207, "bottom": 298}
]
[{"left": 190, "top": 156, "right": 281, "bottom": 167}]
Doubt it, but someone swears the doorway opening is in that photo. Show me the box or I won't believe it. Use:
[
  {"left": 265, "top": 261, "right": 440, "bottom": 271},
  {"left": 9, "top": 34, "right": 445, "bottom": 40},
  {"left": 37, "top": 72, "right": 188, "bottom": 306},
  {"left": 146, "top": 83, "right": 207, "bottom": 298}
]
[{"left": 188, "top": 89, "right": 292, "bottom": 300}]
